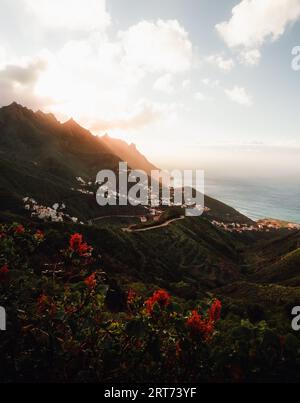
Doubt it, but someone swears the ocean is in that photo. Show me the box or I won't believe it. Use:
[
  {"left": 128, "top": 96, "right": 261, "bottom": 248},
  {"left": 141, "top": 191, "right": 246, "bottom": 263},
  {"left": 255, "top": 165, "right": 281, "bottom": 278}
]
[{"left": 205, "top": 177, "right": 300, "bottom": 224}]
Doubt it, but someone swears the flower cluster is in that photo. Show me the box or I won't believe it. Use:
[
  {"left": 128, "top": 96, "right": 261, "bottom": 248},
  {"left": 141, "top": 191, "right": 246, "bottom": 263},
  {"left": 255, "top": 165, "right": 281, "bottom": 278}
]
[
  {"left": 145, "top": 289, "right": 170, "bottom": 315},
  {"left": 209, "top": 299, "right": 222, "bottom": 323},
  {"left": 69, "top": 233, "right": 93, "bottom": 257},
  {"left": 187, "top": 299, "right": 222, "bottom": 341},
  {"left": 84, "top": 272, "right": 97, "bottom": 290},
  {"left": 14, "top": 225, "right": 25, "bottom": 234}
]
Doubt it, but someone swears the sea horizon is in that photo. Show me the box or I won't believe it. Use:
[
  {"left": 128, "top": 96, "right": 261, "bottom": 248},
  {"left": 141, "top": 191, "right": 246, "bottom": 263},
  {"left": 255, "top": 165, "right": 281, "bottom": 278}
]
[{"left": 205, "top": 176, "right": 300, "bottom": 224}]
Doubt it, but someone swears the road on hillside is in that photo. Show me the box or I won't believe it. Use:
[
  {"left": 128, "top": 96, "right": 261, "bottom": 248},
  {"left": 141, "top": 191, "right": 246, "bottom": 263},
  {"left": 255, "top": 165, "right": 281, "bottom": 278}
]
[
  {"left": 122, "top": 216, "right": 185, "bottom": 233},
  {"left": 88, "top": 215, "right": 140, "bottom": 225}
]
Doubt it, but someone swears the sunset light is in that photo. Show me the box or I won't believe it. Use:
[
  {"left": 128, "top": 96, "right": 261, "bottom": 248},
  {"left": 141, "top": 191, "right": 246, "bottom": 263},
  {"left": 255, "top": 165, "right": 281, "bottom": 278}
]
[{"left": 1, "top": 0, "right": 300, "bottom": 386}]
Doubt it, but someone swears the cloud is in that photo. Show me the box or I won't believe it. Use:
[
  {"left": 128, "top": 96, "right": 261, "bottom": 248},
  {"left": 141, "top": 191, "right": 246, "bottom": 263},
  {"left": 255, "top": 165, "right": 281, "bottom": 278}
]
[
  {"left": 88, "top": 99, "right": 174, "bottom": 132},
  {"left": 154, "top": 74, "right": 175, "bottom": 94},
  {"left": 31, "top": 19, "right": 193, "bottom": 129},
  {"left": 194, "top": 92, "right": 208, "bottom": 102},
  {"left": 224, "top": 86, "right": 253, "bottom": 106},
  {"left": 202, "top": 78, "right": 220, "bottom": 88},
  {"left": 0, "top": 59, "right": 46, "bottom": 86},
  {"left": 33, "top": 37, "right": 139, "bottom": 124},
  {"left": 0, "top": 45, "right": 6, "bottom": 68},
  {"left": 119, "top": 20, "right": 193, "bottom": 73},
  {"left": 206, "top": 53, "right": 235, "bottom": 71},
  {"left": 216, "top": 0, "right": 300, "bottom": 61},
  {"left": 23, "top": 0, "right": 110, "bottom": 31},
  {"left": 182, "top": 79, "right": 191, "bottom": 89},
  {"left": 0, "top": 58, "right": 51, "bottom": 108},
  {"left": 239, "top": 49, "right": 261, "bottom": 66},
  {"left": 0, "top": 3, "right": 193, "bottom": 134}
]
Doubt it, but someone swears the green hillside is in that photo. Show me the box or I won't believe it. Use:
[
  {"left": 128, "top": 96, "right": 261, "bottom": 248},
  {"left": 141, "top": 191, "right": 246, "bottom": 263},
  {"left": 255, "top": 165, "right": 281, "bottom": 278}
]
[
  {"left": 0, "top": 103, "right": 120, "bottom": 219},
  {"left": 1, "top": 103, "right": 300, "bottom": 383}
]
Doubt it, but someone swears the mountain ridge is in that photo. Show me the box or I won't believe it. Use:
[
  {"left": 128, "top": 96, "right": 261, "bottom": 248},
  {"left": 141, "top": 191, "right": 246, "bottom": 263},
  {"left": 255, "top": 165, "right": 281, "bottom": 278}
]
[
  {"left": 101, "top": 133, "right": 158, "bottom": 176},
  {"left": 0, "top": 102, "right": 252, "bottom": 225}
]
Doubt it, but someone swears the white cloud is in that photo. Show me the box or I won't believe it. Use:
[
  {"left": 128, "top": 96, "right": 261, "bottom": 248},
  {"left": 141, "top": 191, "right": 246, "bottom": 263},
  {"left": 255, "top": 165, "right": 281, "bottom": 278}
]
[
  {"left": 216, "top": 0, "right": 300, "bottom": 59},
  {"left": 207, "top": 53, "right": 235, "bottom": 71},
  {"left": 239, "top": 49, "right": 261, "bottom": 66},
  {"left": 182, "top": 79, "right": 191, "bottom": 89},
  {"left": 194, "top": 92, "right": 209, "bottom": 102},
  {"left": 0, "top": 59, "right": 46, "bottom": 86},
  {"left": 154, "top": 74, "right": 175, "bottom": 94},
  {"left": 89, "top": 99, "right": 172, "bottom": 131},
  {"left": 119, "top": 20, "right": 193, "bottom": 73},
  {"left": 0, "top": 57, "right": 51, "bottom": 108},
  {"left": 31, "top": 19, "right": 193, "bottom": 127},
  {"left": 34, "top": 34, "right": 142, "bottom": 120},
  {"left": 0, "top": 6, "right": 193, "bottom": 134},
  {"left": 23, "top": 0, "right": 110, "bottom": 31},
  {"left": 32, "top": 30, "right": 186, "bottom": 131},
  {"left": 202, "top": 78, "right": 220, "bottom": 88},
  {"left": 0, "top": 45, "right": 6, "bottom": 68},
  {"left": 225, "top": 86, "right": 253, "bottom": 106}
]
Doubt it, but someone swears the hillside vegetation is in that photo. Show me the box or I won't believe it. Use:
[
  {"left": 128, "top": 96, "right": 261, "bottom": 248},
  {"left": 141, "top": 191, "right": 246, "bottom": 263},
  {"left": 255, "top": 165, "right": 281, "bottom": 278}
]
[{"left": 0, "top": 103, "right": 300, "bottom": 383}]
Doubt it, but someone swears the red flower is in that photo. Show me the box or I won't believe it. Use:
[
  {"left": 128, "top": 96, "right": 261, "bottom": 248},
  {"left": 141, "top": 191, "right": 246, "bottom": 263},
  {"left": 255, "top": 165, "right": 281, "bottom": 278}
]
[
  {"left": 0, "top": 265, "right": 9, "bottom": 282},
  {"left": 78, "top": 242, "right": 93, "bottom": 257},
  {"left": 145, "top": 289, "right": 170, "bottom": 315},
  {"left": 69, "top": 233, "right": 93, "bottom": 257},
  {"left": 69, "top": 233, "right": 83, "bottom": 251},
  {"left": 209, "top": 299, "right": 222, "bottom": 323},
  {"left": 186, "top": 310, "right": 214, "bottom": 341},
  {"left": 15, "top": 225, "right": 25, "bottom": 234},
  {"left": 84, "top": 272, "right": 97, "bottom": 290}
]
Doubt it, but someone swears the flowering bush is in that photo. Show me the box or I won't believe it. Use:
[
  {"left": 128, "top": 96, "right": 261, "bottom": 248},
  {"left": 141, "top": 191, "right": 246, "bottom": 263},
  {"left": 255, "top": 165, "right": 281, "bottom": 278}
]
[
  {"left": 69, "top": 233, "right": 93, "bottom": 257},
  {"left": 0, "top": 223, "right": 300, "bottom": 383},
  {"left": 145, "top": 289, "right": 171, "bottom": 315}
]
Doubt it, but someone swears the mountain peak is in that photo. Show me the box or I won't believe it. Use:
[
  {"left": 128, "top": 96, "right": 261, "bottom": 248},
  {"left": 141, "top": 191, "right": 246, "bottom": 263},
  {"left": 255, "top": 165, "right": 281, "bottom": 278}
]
[
  {"left": 101, "top": 135, "right": 158, "bottom": 175},
  {"left": 35, "top": 110, "right": 58, "bottom": 124},
  {"left": 0, "top": 102, "right": 34, "bottom": 121},
  {"left": 9, "top": 101, "right": 22, "bottom": 108},
  {"left": 3, "top": 102, "right": 25, "bottom": 112},
  {"left": 63, "top": 118, "right": 84, "bottom": 130}
]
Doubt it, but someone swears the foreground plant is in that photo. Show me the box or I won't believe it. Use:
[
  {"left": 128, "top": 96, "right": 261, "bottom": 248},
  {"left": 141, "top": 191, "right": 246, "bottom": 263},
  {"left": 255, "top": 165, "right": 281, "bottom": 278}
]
[{"left": 0, "top": 223, "right": 299, "bottom": 383}]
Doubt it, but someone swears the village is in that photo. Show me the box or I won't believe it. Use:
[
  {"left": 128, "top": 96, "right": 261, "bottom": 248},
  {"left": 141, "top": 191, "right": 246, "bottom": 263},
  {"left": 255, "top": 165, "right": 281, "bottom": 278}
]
[
  {"left": 23, "top": 176, "right": 300, "bottom": 233},
  {"left": 211, "top": 219, "right": 300, "bottom": 233}
]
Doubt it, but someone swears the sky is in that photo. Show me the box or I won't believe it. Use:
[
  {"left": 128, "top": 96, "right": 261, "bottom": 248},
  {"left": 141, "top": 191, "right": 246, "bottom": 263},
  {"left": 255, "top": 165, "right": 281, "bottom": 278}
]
[{"left": 1, "top": 0, "right": 300, "bottom": 177}]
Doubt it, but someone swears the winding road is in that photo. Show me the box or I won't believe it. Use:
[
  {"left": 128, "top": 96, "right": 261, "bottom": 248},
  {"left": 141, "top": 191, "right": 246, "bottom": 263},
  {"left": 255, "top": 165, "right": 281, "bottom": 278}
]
[
  {"left": 122, "top": 216, "right": 185, "bottom": 233},
  {"left": 89, "top": 214, "right": 186, "bottom": 233}
]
